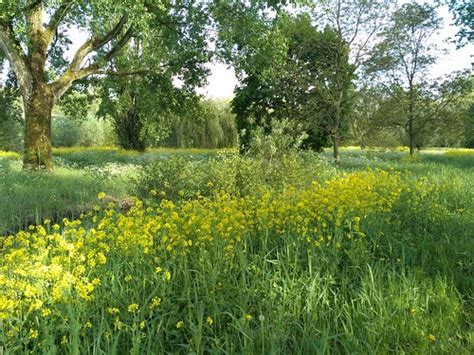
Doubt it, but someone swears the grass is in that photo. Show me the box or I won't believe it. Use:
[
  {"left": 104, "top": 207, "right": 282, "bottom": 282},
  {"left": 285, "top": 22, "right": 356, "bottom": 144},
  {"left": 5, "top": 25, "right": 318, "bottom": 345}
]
[
  {"left": 0, "top": 147, "right": 473, "bottom": 353},
  {"left": 0, "top": 148, "right": 219, "bottom": 235}
]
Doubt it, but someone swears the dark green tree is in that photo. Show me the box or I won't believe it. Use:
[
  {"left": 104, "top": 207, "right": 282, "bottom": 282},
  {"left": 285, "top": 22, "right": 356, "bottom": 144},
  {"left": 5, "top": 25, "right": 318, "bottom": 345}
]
[{"left": 232, "top": 15, "right": 354, "bottom": 156}]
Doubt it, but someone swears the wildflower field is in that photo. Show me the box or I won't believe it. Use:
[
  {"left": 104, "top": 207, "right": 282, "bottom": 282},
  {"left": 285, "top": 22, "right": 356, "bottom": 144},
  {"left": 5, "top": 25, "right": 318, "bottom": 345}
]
[{"left": 0, "top": 148, "right": 473, "bottom": 353}]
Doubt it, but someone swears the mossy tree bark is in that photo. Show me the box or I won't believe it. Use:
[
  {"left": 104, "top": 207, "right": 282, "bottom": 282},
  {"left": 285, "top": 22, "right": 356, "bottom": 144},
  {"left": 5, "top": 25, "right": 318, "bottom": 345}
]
[{"left": 23, "top": 84, "right": 55, "bottom": 170}]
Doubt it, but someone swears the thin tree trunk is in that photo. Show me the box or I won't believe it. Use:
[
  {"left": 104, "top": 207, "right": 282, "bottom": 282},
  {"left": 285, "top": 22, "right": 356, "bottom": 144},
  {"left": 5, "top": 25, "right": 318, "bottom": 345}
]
[
  {"left": 333, "top": 130, "right": 341, "bottom": 164},
  {"left": 333, "top": 97, "right": 342, "bottom": 165},
  {"left": 23, "top": 84, "right": 55, "bottom": 170},
  {"left": 408, "top": 101, "right": 415, "bottom": 156},
  {"left": 409, "top": 133, "right": 415, "bottom": 155},
  {"left": 408, "top": 82, "right": 415, "bottom": 156}
]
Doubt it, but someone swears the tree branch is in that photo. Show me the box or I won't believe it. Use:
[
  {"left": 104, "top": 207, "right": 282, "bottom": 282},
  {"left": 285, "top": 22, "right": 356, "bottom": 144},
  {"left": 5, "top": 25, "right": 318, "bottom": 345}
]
[
  {"left": 22, "top": 0, "right": 43, "bottom": 14},
  {"left": 96, "top": 68, "right": 152, "bottom": 76},
  {"left": 52, "top": 18, "right": 134, "bottom": 98},
  {"left": 67, "top": 15, "right": 128, "bottom": 73},
  {"left": 45, "top": 0, "right": 75, "bottom": 46},
  {"left": 0, "top": 20, "right": 32, "bottom": 97}
]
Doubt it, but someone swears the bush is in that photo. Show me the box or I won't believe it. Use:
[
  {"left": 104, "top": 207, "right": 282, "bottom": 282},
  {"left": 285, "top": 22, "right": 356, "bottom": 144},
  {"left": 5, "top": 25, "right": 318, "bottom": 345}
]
[
  {"left": 52, "top": 116, "right": 116, "bottom": 147},
  {"left": 134, "top": 149, "right": 334, "bottom": 201},
  {"left": 135, "top": 121, "right": 335, "bottom": 200},
  {"left": 0, "top": 88, "right": 23, "bottom": 152}
]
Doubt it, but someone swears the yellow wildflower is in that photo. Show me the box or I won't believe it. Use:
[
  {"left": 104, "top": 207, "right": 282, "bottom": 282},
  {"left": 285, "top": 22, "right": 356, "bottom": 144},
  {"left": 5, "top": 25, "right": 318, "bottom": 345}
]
[
  {"left": 29, "top": 329, "right": 39, "bottom": 339},
  {"left": 107, "top": 307, "right": 120, "bottom": 315},
  {"left": 128, "top": 303, "right": 139, "bottom": 313},
  {"left": 149, "top": 297, "right": 162, "bottom": 310}
]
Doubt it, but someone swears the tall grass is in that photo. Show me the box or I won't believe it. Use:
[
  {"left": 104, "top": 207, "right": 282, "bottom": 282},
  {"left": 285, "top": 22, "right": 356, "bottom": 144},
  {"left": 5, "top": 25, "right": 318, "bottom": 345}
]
[{"left": 1, "top": 148, "right": 473, "bottom": 353}]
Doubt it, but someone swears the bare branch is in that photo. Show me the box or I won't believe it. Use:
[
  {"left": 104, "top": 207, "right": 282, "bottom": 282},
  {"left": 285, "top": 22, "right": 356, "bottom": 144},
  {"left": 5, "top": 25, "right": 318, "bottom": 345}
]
[{"left": 95, "top": 68, "right": 152, "bottom": 76}]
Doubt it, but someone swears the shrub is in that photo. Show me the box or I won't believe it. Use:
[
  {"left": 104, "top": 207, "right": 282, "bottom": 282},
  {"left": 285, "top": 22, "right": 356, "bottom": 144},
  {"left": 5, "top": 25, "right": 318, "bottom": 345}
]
[
  {"left": 134, "top": 150, "right": 334, "bottom": 200},
  {"left": 52, "top": 116, "right": 116, "bottom": 147}
]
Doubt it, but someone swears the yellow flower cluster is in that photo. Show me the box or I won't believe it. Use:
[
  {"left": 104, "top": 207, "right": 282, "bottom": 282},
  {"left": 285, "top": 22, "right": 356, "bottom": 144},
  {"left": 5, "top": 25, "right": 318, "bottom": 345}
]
[{"left": 0, "top": 170, "right": 419, "bottom": 330}]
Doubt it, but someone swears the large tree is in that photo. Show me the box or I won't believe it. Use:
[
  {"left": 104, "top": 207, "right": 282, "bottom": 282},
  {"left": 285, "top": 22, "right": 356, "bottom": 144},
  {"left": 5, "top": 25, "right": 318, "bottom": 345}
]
[
  {"left": 2, "top": 1, "right": 280, "bottom": 169},
  {"left": 232, "top": 15, "right": 353, "bottom": 154},
  {"left": 0, "top": 1, "right": 211, "bottom": 169}
]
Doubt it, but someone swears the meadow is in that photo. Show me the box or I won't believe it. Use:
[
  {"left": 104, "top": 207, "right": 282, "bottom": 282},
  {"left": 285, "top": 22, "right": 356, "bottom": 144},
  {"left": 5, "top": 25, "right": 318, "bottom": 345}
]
[{"left": 0, "top": 147, "right": 473, "bottom": 354}]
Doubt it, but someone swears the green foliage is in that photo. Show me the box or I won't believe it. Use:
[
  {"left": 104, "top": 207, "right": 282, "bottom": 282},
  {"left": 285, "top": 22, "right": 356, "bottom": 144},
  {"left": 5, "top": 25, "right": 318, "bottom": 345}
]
[
  {"left": 447, "top": 0, "right": 474, "bottom": 46},
  {"left": 51, "top": 116, "right": 82, "bottom": 147},
  {"left": 368, "top": 2, "right": 442, "bottom": 77},
  {"left": 134, "top": 149, "right": 333, "bottom": 201},
  {"left": 0, "top": 85, "right": 22, "bottom": 151},
  {"left": 51, "top": 116, "right": 115, "bottom": 148},
  {"left": 158, "top": 99, "right": 238, "bottom": 149},
  {"left": 465, "top": 101, "right": 474, "bottom": 148},
  {"left": 232, "top": 15, "right": 354, "bottom": 152},
  {"left": 94, "top": 2, "right": 214, "bottom": 151}
]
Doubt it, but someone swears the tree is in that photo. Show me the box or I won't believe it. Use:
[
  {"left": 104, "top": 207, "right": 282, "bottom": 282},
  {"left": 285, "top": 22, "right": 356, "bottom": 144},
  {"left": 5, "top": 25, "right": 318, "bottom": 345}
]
[
  {"left": 367, "top": 2, "right": 445, "bottom": 155},
  {"left": 0, "top": 1, "right": 220, "bottom": 169},
  {"left": 159, "top": 98, "right": 238, "bottom": 149},
  {"left": 232, "top": 15, "right": 353, "bottom": 155},
  {"left": 446, "top": 0, "right": 473, "bottom": 46},
  {"left": 363, "top": 73, "right": 471, "bottom": 150},
  {"left": 0, "top": 1, "right": 291, "bottom": 169},
  {"left": 94, "top": 4, "right": 212, "bottom": 151},
  {"left": 348, "top": 84, "right": 404, "bottom": 149},
  {"left": 315, "top": 0, "right": 394, "bottom": 162}
]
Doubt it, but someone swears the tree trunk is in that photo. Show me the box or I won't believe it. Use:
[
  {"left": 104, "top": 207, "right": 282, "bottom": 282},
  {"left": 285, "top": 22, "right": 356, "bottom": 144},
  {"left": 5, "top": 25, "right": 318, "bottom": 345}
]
[
  {"left": 409, "top": 133, "right": 415, "bottom": 156},
  {"left": 333, "top": 130, "right": 341, "bottom": 165},
  {"left": 23, "top": 84, "right": 55, "bottom": 170},
  {"left": 408, "top": 101, "right": 415, "bottom": 156},
  {"left": 408, "top": 82, "right": 415, "bottom": 156}
]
